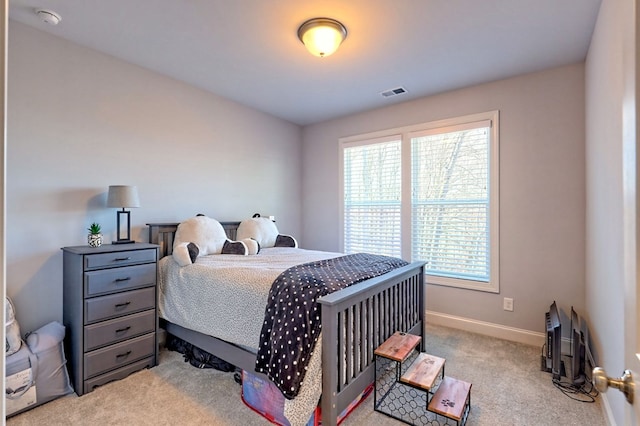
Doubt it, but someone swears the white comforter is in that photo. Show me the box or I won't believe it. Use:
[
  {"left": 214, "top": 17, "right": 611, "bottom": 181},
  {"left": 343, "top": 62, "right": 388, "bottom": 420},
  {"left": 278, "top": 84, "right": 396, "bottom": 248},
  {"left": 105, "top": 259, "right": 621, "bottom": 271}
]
[{"left": 158, "top": 247, "right": 341, "bottom": 426}]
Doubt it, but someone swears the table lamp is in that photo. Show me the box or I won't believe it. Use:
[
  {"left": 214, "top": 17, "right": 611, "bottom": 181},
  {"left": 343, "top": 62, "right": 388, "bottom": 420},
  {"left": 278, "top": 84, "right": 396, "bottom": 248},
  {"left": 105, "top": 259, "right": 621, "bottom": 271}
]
[{"left": 107, "top": 185, "right": 140, "bottom": 244}]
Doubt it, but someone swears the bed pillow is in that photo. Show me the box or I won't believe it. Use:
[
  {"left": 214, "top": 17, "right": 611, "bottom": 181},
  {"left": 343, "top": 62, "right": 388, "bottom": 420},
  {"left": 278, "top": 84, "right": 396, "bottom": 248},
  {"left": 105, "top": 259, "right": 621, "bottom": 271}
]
[
  {"left": 173, "top": 242, "right": 200, "bottom": 266},
  {"left": 241, "top": 238, "right": 260, "bottom": 255},
  {"left": 173, "top": 215, "right": 248, "bottom": 266},
  {"left": 221, "top": 240, "right": 248, "bottom": 256},
  {"left": 236, "top": 216, "right": 298, "bottom": 248}
]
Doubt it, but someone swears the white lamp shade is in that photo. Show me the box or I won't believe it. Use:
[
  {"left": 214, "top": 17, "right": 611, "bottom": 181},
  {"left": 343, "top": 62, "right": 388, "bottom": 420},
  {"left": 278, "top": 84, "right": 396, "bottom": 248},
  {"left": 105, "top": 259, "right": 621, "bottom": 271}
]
[
  {"left": 107, "top": 185, "right": 140, "bottom": 208},
  {"left": 298, "top": 18, "right": 347, "bottom": 57}
]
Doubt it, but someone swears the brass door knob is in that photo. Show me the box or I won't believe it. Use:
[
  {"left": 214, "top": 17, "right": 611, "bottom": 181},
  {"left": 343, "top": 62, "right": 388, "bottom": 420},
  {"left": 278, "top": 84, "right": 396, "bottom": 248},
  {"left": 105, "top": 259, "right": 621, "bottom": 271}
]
[{"left": 592, "top": 367, "right": 634, "bottom": 404}]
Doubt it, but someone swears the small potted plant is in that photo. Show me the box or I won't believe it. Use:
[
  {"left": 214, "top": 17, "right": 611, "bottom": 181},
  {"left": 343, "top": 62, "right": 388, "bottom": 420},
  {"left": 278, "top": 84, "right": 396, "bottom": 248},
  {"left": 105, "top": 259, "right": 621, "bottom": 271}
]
[{"left": 87, "top": 222, "right": 103, "bottom": 247}]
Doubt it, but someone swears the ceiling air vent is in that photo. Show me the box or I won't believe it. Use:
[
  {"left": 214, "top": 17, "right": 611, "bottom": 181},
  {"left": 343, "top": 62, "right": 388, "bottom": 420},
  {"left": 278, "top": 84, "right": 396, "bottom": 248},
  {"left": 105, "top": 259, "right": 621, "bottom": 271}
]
[{"left": 380, "top": 87, "right": 407, "bottom": 98}]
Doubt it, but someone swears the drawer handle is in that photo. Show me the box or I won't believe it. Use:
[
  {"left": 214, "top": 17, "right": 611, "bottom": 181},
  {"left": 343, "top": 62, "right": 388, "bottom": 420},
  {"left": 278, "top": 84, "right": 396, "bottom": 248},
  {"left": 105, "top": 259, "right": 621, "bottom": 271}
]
[
  {"left": 115, "top": 326, "right": 131, "bottom": 334},
  {"left": 114, "top": 257, "right": 131, "bottom": 261},
  {"left": 115, "top": 277, "right": 131, "bottom": 282},
  {"left": 114, "top": 301, "right": 131, "bottom": 308},
  {"left": 116, "top": 350, "right": 132, "bottom": 359}
]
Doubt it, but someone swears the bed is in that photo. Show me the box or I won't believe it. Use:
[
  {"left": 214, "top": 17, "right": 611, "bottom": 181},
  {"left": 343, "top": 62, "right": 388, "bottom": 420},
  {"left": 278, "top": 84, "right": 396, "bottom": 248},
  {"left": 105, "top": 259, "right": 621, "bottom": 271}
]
[{"left": 147, "top": 221, "right": 426, "bottom": 426}]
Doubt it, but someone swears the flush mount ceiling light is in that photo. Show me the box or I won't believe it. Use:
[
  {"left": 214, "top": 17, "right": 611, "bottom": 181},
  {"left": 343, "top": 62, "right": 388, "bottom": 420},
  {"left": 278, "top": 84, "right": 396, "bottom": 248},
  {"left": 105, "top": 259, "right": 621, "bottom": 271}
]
[{"left": 297, "top": 17, "right": 347, "bottom": 58}]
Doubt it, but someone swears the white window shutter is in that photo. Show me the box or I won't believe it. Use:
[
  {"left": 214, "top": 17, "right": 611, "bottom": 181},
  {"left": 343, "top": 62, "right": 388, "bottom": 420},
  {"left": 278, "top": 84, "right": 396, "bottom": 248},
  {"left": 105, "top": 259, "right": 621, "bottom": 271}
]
[
  {"left": 340, "top": 111, "right": 499, "bottom": 293},
  {"left": 343, "top": 139, "right": 402, "bottom": 257},
  {"left": 411, "top": 124, "right": 491, "bottom": 282}
]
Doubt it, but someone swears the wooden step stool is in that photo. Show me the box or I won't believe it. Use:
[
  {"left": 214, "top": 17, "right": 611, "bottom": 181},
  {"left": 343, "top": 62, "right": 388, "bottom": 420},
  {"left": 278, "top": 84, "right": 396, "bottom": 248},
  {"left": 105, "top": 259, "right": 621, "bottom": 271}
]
[
  {"left": 374, "top": 332, "right": 446, "bottom": 425},
  {"left": 373, "top": 332, "right": 425, "bottom": 421},
  {"left": 400, "top": 352, "right": 446, "bottom": 403},
  {"left": 374, "top": 331, "right": 422, "bottom": 380},
  {"left": 428, "top": 376, "right": 472, "bottom": 426},
  {"left": 374, "top": 332, "right": 472, "bottom": 426}
]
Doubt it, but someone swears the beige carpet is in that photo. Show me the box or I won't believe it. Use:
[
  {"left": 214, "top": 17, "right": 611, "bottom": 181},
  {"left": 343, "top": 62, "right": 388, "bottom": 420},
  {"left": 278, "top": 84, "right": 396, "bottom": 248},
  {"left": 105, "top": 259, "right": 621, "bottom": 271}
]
[{"left": 7, "top": 324, "right": 606, "bottom": 426}]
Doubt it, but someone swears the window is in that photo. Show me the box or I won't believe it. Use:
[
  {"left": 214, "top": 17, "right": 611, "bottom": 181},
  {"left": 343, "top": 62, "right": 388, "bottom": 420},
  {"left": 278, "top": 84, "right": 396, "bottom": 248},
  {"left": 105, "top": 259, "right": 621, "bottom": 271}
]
[
  {"left": 340, "top": 111, "right": 499, "bottom": 292},
  {"left": 342, "top": 136, "right": 402, "bottom": 257}
]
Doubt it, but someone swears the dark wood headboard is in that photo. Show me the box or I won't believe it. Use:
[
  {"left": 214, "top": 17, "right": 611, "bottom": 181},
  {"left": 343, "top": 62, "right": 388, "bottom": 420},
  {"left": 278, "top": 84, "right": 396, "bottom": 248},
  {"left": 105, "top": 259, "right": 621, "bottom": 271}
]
[{"left": 147, "top": 221, "right": 241, "bottom": 258}]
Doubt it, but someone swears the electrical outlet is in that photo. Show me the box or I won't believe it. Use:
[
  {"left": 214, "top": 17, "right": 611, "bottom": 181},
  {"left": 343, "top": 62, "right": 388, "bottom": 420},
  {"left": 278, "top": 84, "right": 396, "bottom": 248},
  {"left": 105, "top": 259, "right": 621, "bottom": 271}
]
[{"left": 503, "top": 297, "right": 514, "bottom": 312}]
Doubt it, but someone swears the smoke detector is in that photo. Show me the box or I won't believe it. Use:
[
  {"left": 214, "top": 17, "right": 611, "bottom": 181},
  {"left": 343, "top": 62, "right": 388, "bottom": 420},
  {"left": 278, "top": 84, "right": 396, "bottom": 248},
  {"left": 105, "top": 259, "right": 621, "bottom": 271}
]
[{"left": 35, "top": 9, "right": 62, "bottom": 26}]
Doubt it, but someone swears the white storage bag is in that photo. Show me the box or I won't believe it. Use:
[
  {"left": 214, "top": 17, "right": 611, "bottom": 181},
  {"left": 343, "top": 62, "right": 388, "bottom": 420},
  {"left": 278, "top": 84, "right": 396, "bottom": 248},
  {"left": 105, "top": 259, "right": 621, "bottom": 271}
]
[
  {"left": 5, "top": 297, "right": 22, "bottom": 356},
  {"left": 6, "top": 341, "right": 38, "bottom": 416},
  {"left": 25, "top": 321, "right": 74, "bottom": 401}
]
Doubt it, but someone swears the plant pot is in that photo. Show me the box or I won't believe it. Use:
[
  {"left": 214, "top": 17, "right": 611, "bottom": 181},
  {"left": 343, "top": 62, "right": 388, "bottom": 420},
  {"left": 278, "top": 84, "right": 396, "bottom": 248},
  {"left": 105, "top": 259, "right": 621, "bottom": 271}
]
[{"left": 88, "top": 233, "right": 103, "bottom": 248}]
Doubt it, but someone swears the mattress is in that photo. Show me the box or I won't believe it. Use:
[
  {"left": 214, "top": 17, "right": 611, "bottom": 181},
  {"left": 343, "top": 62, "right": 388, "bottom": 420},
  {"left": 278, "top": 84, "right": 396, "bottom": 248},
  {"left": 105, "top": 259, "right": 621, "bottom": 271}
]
[
  {"left": 158, "top": 247, "right": 340, "bottom": 350},
  {"left": 158, "top": 246, "right": 341, "bottom": 426}
]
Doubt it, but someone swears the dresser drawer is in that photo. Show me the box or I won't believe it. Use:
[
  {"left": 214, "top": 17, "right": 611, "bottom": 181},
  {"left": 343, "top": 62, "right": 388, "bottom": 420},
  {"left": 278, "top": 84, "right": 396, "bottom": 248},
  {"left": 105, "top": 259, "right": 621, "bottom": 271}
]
[
  {"left": 84, "top": 249, "right": 156, "bottom": 270},
  {"left": 84, "top": 333, "right": 155, "bottom": 379},
  {"left": 84, "top": 310, "right": 156, "bottom": 351},
  {"left": 84, "top": 356, "right": 155, "bottom": 394},
  {"left": 85, "top": 287, "right": 155, "bottom": 324},
  {"left": 85, "top": 263, "right": 156, "bottom": 297}
]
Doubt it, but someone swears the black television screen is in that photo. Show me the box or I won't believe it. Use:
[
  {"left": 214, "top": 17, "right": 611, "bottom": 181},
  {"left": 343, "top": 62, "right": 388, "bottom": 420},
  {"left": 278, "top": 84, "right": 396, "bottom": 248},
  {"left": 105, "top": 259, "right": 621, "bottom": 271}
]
[
  {"left": 570, "top": 307, "right": 586, "bottom": 385},
  {"left": 546, "top": 301, "right": 562, "bottom": 380}
]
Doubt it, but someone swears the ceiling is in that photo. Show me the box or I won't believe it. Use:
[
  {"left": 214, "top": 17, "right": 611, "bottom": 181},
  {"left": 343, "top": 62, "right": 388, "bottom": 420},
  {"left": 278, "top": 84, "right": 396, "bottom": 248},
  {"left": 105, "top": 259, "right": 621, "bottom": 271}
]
[{"left": 8, "top": 0, "right": 602, "bottom": 126}]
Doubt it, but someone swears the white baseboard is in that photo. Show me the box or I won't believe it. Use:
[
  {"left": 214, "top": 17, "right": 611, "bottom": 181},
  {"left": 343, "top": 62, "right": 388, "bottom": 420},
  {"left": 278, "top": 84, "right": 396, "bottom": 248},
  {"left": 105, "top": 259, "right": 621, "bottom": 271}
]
[
  {"left": 426, "top": 310, "right": 545, "bottom": 347},
  {"left": 425, "top": 311, "right": 584, "bottom": 355}
]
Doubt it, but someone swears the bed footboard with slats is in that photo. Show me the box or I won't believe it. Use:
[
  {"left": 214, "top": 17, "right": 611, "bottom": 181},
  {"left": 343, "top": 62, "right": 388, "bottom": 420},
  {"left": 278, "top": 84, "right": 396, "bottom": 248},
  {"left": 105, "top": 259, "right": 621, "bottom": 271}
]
[
  {"left": 147, "top": 222, "right": 425, "bottom": 426},
  {"left": 319, "top": 262, "right": 425, "bottom": 423}
]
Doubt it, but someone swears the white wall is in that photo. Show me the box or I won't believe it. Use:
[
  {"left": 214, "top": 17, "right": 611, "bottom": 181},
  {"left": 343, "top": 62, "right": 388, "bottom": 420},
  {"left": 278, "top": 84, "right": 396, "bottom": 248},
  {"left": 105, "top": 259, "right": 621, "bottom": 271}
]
[
  {"left": 6, "top": 22, "right": 302, "bottom": 334},
  {"left": 585, "top": 0, "right": 627, "bottom": 423},
  {"left": 302, "top": 64, "right": 586, "bottom": 334},
  {"left": 6, "top": 17, "right": 593, "bottom": 353}
]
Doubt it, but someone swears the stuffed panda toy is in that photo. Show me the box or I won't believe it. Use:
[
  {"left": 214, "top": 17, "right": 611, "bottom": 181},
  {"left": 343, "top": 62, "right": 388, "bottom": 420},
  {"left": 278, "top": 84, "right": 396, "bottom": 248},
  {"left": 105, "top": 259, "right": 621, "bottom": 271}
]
[
  {"left": 236, "top": 214, "right": 298, "bottom": 249},
  {"left": 172, "top": 215, "right": 258, "bottom": 266}
]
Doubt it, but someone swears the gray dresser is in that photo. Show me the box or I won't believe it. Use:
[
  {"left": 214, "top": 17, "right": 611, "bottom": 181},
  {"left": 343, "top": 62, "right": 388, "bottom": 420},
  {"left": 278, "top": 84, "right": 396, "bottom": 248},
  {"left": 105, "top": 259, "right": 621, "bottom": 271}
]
[{"left": 62, "top": 243, "right": 159, "bottom": 396}]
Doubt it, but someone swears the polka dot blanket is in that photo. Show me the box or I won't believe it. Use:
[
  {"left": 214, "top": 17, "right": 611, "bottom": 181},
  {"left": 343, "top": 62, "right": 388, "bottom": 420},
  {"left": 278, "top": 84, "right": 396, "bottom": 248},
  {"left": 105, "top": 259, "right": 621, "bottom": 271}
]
[{"left": 255, "top": 253, "right": 408, "bottom": 399}]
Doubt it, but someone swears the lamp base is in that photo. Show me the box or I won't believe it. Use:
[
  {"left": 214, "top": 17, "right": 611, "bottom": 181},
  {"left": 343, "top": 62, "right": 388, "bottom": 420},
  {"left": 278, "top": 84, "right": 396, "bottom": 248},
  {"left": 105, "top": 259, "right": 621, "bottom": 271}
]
[{"left": 112, "top": 239, "right": 135, "bottom": 245}]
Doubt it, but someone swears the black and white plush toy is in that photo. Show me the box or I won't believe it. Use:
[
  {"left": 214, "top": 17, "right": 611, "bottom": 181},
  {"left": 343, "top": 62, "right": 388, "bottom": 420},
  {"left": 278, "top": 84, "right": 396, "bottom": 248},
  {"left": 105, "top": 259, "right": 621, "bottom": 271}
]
[
  {"left": 236, "top": 214, "right": 298, "bottom": 249},
  {"left": 172, "top": 215, "right": 253, "bottom": 266}
]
